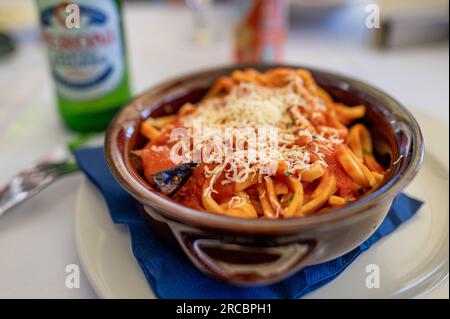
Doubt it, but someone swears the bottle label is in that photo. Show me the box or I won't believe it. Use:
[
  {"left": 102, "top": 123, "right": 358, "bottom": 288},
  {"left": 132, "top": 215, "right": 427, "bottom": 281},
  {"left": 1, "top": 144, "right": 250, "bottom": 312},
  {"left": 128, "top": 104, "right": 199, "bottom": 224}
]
[{"left": 37, "top": 0, "right": 124, "bottom": 101}]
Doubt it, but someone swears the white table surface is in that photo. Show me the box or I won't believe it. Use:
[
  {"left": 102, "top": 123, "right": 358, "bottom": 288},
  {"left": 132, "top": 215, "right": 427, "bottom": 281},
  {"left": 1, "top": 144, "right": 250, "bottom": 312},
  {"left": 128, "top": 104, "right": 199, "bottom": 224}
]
[{"left": 0, "top": 2, "right": 448, "bottom": 299}]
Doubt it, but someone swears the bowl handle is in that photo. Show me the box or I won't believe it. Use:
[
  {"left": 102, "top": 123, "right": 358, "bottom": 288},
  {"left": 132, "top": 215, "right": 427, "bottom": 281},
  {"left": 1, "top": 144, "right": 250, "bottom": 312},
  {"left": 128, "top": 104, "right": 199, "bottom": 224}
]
[
  {"left": 144, "top": 208, "right": 317, "bottom": 285},
  {"left": 176, "top": 232, "right": 316, "bottom": 285}
]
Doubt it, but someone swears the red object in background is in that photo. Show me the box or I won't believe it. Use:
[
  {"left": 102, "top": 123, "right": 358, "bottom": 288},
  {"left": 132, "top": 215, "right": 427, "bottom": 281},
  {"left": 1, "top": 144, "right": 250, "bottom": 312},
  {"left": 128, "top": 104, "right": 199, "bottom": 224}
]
[{"left": 234, "top": 0, "right": 288, "bottom": 63}]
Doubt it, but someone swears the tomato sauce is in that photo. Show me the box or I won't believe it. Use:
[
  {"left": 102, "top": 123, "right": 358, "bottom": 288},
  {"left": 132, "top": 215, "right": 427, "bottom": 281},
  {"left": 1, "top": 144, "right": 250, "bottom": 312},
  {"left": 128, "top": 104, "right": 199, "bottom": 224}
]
[
  {"left": 173, "top": 165, "right": 205, "bottom": 210},
  {"left": 141, "top": 148, "right": 175, "bottom": 182},
  {"left": 326, "top": 152, "right": 358, "bottom": 198},
  {"left": 211, "top": 173, "right": 236, "bottom": 203}
]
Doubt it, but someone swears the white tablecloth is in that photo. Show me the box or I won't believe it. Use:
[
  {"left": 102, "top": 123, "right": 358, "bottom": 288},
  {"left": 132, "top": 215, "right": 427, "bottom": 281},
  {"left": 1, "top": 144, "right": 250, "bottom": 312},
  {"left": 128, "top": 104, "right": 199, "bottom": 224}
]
[{"left": 0, "top": 2, "right": 448, "bottom": 298}]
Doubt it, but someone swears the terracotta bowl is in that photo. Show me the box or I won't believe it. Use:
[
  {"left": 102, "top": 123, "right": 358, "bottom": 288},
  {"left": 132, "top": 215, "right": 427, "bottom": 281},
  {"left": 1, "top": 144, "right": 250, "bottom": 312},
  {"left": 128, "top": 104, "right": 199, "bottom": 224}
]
[{"left": 105, "top": 64, "right": 424, "bottom": 286}]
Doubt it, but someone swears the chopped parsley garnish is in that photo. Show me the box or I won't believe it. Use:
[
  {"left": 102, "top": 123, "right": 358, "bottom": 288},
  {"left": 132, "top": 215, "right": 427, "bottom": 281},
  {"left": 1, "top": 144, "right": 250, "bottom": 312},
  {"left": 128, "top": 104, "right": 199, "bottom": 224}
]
[
  {"left": 285, "top": 170, "right": 292, "bottom": 177},
  {"left": 281, "top": 194, "right": 294, "bottom": 205}
]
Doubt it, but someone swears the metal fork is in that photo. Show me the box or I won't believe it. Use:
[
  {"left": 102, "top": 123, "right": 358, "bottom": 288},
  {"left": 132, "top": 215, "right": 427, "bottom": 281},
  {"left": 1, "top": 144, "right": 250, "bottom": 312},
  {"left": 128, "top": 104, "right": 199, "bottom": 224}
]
[{"left": 0, "top": 147, "right": 79, "bottom": 218}]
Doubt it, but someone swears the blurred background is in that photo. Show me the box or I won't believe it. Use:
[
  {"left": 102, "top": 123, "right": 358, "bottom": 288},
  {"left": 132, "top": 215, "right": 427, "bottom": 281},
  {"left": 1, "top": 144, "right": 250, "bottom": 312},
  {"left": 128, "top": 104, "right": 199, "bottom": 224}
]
[{"left": 0, "top": 0, "right": 448, "bottom": 170}]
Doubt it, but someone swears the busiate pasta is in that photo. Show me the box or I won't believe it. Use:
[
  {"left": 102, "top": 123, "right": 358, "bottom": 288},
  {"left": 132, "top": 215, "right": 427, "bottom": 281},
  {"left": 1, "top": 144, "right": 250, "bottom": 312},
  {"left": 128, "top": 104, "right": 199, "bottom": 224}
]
[{"left": 134, "top": 68, "right": 385, "bottom": 219}]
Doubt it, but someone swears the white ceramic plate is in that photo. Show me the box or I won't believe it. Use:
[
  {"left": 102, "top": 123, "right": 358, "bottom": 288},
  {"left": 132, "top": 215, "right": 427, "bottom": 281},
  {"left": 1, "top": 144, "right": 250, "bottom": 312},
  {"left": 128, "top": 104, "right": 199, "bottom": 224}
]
[{"left": 75, "top": 111, "right": 449, "bottom": 299}]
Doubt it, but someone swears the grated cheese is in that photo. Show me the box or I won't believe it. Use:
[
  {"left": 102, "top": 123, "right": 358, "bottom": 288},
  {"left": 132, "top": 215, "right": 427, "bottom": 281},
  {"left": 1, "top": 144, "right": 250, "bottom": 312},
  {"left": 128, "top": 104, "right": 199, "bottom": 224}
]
[{"left": 176, "top": 77, "right": 344, "bottom": 193}]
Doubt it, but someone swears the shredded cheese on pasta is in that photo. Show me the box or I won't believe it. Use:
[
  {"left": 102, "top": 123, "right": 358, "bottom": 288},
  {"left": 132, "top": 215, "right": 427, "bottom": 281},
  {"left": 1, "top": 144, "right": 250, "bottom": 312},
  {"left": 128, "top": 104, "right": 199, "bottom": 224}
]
[
  {"left": 176, "top": 77, "right": 345, "bottom": 193},
  {"left": 138, "top": 68, "right": 387, "bottom": 219}
]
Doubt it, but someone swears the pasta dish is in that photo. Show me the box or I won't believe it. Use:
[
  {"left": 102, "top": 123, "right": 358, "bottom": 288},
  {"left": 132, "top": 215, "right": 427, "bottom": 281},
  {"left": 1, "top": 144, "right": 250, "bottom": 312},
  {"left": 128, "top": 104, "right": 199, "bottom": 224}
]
[{"left": 133, "top": 68, "right": 385, "bottom": 219}]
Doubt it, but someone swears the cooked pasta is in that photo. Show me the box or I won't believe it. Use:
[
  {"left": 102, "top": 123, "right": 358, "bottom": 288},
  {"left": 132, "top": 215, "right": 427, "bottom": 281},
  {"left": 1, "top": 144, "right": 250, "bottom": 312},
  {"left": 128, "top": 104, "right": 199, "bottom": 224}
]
[{"left": 134, "top": 68, "right": 385, "bottom": 219}]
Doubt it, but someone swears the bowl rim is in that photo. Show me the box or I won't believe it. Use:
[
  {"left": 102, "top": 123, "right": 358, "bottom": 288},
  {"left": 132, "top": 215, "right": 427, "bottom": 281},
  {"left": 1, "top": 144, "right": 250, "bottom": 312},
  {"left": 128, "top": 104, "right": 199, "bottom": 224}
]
[{"left": 105, "top": 63, "right": 424, "bottom": 233}]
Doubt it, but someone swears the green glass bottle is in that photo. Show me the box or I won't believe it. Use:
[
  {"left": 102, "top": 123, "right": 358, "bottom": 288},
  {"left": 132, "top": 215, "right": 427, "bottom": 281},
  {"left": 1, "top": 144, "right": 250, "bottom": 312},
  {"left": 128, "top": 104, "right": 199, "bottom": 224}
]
[{"left": 36, "top": 0, "right": 131, "bottom": 132}]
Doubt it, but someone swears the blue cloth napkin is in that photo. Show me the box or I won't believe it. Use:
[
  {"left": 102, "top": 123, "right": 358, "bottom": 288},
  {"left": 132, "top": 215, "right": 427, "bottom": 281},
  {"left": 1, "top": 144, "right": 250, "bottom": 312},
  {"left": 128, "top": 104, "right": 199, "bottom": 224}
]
[{"left": 74, "top": 147, "right": 423, "bottom": 299}]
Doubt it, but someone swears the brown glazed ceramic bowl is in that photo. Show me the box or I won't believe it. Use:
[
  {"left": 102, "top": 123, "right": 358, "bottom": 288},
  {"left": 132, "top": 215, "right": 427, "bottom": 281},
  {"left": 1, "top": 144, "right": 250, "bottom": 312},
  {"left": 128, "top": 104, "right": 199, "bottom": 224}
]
[{"left": 105, "top": 64, "right": 424, "bottom": 286}]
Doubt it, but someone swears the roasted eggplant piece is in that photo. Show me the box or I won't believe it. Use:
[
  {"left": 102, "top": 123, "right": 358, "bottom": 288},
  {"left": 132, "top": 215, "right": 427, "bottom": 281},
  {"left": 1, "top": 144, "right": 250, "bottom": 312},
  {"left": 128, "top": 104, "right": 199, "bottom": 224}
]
[{"left": 151, "top": 163, "right": 197, "bottom": 197}]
